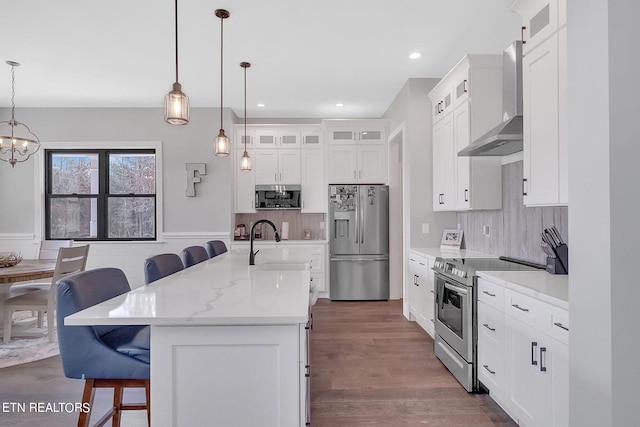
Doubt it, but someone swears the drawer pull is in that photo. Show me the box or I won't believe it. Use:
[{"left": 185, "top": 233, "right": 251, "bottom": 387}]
[
  {"left": 482, "top": 290, "right": 496, "bottom": 297},
  {"left": 531, "top": 341, "right": 538, "bottom": 365},
  {"left": 553, "top": 322, "right": 569, "bottom": 331},
  {"left": 483, "top": 364, "right": 496, "bottom": 375},
  {"left": 512, "top": 304, "right": 530, "bottom": 312},
  {"left": 482, "top": 323, "right": 496, "bottom": 332},
  {"left": 540, "top": 347, "right": 547, "bottom": 372}
]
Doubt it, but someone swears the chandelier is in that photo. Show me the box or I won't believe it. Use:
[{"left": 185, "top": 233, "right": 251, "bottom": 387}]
[{"left": 0, "top": 61, "right": 40, "bottom": 167}]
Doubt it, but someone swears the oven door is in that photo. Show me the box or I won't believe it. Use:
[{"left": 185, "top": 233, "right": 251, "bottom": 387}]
[{"left": 434, "top": 273, "right": 473, "bottom": 362}]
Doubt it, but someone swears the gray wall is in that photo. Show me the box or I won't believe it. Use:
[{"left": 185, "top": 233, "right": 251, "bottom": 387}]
[
  {"left": 457, "top": 160, "right": 568, "bottom": 265},
  {"left": 0, "top": 107, "right": 234, "bottom": 235},
  {"left": 383, "top": 78, "right": 456, "bottom": 249}
]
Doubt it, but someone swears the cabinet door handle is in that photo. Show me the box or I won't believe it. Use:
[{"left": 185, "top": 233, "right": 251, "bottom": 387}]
[
  {"left": 553, "top": 322, "right": 569, "bottom": 331},
  {"left": 482, "top": 290, "right": 496, "bottom": 297},
  {"left": 359, "top": 170, "right": 362, "bottom": 179},
  {"left": 540, "top": 347, "right": 547, "bottom": 372},
  {"left": 353, "top": 170, "right": 357, "bottom": 179},
  {"left": 463, "top": 79, "right": 468, "bottom": 93},
  {"left": 483, "top": 364, "right": 496, "bottom": 375},
  {"left": 512, "top": 304, "right": 530, "bottom": 312},
  {"left": 482, "top": 323, "right": 496, "bottom": 332},
  {"left": 521, "top": 26, "right": 527, "bottom": 44},
  {"left": 464, "top": 189, "right": 469, "bottom": 202},
  {"left": 523, "top": 178, "right": 528, "bottom": 196},
  {"left": 275, "top": 173, "right": 278, "bottom": 181},
  {"left": 531, "top": 341, "right": 538, "bottom": 365}
]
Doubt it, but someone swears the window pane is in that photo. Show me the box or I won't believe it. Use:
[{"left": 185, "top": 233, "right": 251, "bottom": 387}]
[
  {"left": 51, "top": 153, "right": 99, "bottom": 194},
  {"left": 108, "top": 197, "right": 155, "bottom": 238},
  {"left": 49, "top": 198, "right": 98, "bottom": 238},
  {"left": 109, "top": 153, "right": 156, "bottom": 195}
]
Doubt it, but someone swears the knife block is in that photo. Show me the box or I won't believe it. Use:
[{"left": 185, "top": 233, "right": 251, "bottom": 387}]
[{"left": 546, "top": 244, "right": 569, "bottom": 274}]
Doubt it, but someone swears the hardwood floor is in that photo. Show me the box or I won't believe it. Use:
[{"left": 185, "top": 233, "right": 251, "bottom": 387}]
[{"left": 310, "top": 299, "right": 516, "bottom": 426}]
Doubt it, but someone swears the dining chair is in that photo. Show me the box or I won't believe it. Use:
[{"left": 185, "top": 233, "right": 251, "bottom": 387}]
[
  {"left": 180, "top": 246, "right": 209, "bottom": 268},
  {"left": 143, "top": 253, "right": 184, "bottom": 285},
  {"left": 204, "top": 240, "right": 228, "bottom": 258},
  {"left": 56, "top": 267, "right": 150, "bottom": 427},
  {"left": 2, "top": 244, "right": 89, "bottom": 344},
  {"left": 10, "top": 239, "right": 74, "bottom": 292}
]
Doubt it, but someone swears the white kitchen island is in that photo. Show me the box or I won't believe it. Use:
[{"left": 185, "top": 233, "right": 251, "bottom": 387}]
[{"left": 65, "top": 249, "right": 312, "bottom": 427}]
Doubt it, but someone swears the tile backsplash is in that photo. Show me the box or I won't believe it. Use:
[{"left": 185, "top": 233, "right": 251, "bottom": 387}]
[
  {"left": 234, "top": 212, "right": 326, "bottom": 241},
  {"left": 456, "top": 160, "right": 568, "bottom": 265}
]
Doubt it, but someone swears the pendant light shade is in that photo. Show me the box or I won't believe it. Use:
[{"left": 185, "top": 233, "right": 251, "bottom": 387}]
[
  {"left": 164, "top": 0, "right": 190, "bottom": 125},
  {"left": 0, "top": 61, "right": 40, "bottom": 168},
  {"left": 240, "top": 61, "right": 252, "bottom": 172},
  {"left": 214, "top": 9, "right": 230, "bottom": 156}
]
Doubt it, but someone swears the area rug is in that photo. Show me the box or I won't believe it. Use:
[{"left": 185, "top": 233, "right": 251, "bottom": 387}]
[{"left": 0, "top": 314, "right": 59, "bottom": 369}]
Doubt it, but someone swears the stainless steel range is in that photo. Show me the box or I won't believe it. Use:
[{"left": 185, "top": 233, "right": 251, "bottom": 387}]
[{"left": 432, "top": 256, "right": 543, "bottom": 392}]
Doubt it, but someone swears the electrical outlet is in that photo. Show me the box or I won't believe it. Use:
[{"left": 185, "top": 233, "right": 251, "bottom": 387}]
[
  {"left": 483, "top": 225, "right": 491, "bottom": 237},
  {"left": 422, "top": 223, "right": 429, "bottom": 234}
]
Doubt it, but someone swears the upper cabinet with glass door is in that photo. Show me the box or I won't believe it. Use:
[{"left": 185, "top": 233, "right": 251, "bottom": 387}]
[
  {"left": 254, "top": 127, "right": 301, "bottom": 148},
  {"left": 326, "top": 124, "right": 386, "bottom": 145},
  {"left": 511, "top": 0, "right": 566, "bottom": 54}
]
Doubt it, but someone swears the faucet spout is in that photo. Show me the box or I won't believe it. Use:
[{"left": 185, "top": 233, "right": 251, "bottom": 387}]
[{"left": 249, "top": 219, "right": 281, "bottom": 265}]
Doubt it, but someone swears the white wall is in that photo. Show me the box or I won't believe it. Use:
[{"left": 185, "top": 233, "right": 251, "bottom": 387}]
[{"left": 568, "top": 1, "right": 640, "bottom": 425}]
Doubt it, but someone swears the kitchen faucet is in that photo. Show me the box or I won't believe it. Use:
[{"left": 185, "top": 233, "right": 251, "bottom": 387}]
[{"left": 249, "top": 219, "right": 281, "bottom": 265}]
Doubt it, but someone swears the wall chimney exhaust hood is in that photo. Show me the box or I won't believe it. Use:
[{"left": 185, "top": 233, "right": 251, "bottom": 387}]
[{"left": 458, "top": 41, "right": 523, "bottom": 157}]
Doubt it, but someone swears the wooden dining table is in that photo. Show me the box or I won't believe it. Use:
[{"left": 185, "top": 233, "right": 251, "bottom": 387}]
[{"left": 0, "top": 259, "right": 57, "bottom": 286}]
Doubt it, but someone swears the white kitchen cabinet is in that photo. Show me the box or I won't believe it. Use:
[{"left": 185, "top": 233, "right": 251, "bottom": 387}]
[
  {"left": 255, "top": 127, "right": 301, "bottom": 148},
  {"left": 503, "top": 288, "right": 569, "bottom": 427},
  {"left": 255, "top": 148, "right": 301, "bottom": 185},
  {"left": 325, "top": 120, "right": 388, "bottom": 184},
  {"left": 512, "top": 0, "right": 568, "bottom": 207},
  {"left": 301, "top": 149, "right": 327, "bottom": 213},
  {"left": 235, "top": 147, "right": 256, "bottom": 213},
  {"left": 326, "top": 126, "right": 385, "bottom": 144},
  {"left": 235, "top": 127, "right": 255, "bottom": 149},
  {"left": 327, "top": 143, "right": 387, "bottom": 184},
  {"left": 407, "top": 251, "right": 434, "bottom": 338},
  {"left": 428, "top": 55, "right": 503, "bottom": 211},
  {"left": 432, "top": 113, "right": 455, "bottom": 211},
  {"left": 300, "top": 125, "right": 324, "bottom": 148}
]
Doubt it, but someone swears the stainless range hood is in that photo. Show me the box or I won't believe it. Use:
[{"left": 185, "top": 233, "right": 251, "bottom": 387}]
[{"left": 458, "top": 41, "right": 523, "bottom": 156}]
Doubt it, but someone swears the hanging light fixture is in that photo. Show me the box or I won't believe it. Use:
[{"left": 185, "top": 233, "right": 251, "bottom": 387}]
[
  {"left": 0, "top": 61, "right": 40, "bottom": 168},
  {"left": 240, "top": 62, "right": 252, "bottom": 171},
  {"left": 164, "top": 0, "right": 190, "bottom": 125},
  {"left": 214, "top": 8, "right": 230, "bottom": 156}
]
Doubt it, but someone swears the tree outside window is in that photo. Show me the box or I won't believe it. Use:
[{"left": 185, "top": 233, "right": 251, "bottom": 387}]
[{"left": 46, "top": 149, "right": 156, "bottom": 241}]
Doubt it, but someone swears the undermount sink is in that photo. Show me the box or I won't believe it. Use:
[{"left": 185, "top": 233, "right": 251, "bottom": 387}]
[{"left": 252, "top": 263, "right": 308, "bottom": 271}]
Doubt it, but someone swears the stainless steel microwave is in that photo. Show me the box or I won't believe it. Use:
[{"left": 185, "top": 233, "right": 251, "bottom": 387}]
[{"left": 255, "top": 184, "right": 302, "bottom": 210}]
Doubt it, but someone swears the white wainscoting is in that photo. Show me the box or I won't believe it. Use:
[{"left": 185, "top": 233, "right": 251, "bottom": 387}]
[{"left": 0, "top": 232, "right": 230, "bottom": 288}]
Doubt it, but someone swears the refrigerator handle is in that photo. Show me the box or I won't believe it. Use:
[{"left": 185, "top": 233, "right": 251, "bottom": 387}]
[
  {"left": 354, "top": 201, "right": 359, "bottom": 245},
  {"left": 360, "top": 192, "right": 364, "bottom": 245}
]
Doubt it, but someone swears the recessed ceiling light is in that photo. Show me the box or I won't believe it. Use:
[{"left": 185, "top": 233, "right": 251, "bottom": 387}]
[
  {"left": 409, "top": 52, "right": 421, "bottom": 59},
  {"left": 256, "top": 103, "right": 265, "bottom": 107},
  {"left": 336, "top": 103, "right": 344, "bottom": 107}
]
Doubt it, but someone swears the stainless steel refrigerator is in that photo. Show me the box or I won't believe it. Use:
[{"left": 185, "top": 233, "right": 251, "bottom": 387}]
[{"left": 329, "top": 185, "right": 389, "bottom": 300}]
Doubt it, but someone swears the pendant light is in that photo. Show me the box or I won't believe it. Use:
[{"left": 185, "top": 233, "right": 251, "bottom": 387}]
[
  {"left": 240, "top": 62, "right": 252, "bottom": 171},
  {"left": 164, "top": 0, "right": 190, "bottom": 125},
  {"left": 214, "top": 8, "right": 230, "bottom": 156},
  {"left": 0, "top": 61, "right": 40, "bottom": 168}
]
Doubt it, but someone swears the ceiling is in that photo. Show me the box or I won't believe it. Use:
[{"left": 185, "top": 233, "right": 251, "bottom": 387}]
[{"left": 1, "top": 0, "right": 521, "bottom": 119}]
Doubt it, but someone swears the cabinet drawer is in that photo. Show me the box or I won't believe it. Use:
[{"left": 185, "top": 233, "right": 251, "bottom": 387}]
[
  {"left": 504, "top": 289, "right": 541, "bottom": 328},
  {"left": 542, "top": 304, "right": 569, "bottom": 345},
  {"left": 477, "top": 301, "right": 504, "bottom": 353},
  {"left": 477, "top": 343, "right": 504, "bottom": 401},
  {"left": 477, "top": 278, "right": 504, "bottom": 310}
]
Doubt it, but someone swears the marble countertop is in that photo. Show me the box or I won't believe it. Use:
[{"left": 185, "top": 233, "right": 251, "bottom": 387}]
[
  {"left": 410, "top": 247, "right": 497, "bottom": 260},
  {"left": 65, "top": 250, "right": 312, "bottom": 327},
  {"left": 477, "top": 270, "right": 569, "bottom": 310}
]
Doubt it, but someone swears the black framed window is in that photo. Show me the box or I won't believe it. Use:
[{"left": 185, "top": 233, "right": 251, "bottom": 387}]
[{"left": 45, "top": 149, "right": 156, "bottom": 241}]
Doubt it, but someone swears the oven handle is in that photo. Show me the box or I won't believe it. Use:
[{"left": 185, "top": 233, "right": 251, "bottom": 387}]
[{"left": 444, "top": 282, "right": 468, "bottom": 296}]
